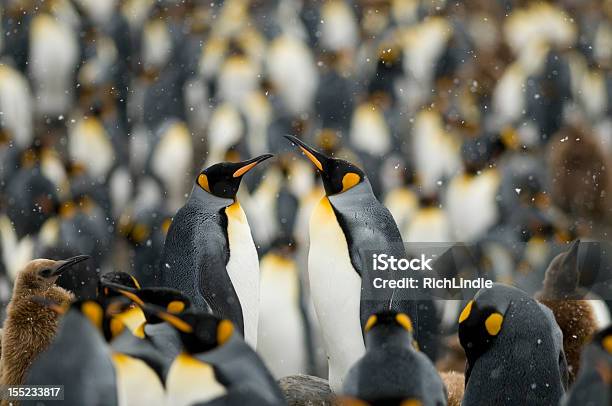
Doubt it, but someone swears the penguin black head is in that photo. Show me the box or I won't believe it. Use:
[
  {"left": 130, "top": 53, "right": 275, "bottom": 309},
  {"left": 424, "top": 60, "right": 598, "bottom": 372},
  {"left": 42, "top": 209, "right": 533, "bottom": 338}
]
[
  {"left": 119, "top": 287, "right": 191, "bottom": 324},
  {"left": 154, "top": 308, "right": 234, "bottom": 354},
  {"left": 363, "top": 310, "right": 417, "bottom": 348},
  {"left": 196, "top": 154, "right": 273, "bottom": 199},
  {"left": 99, "top": 271, "right": 141, "bottom": 298},
  {"left": 457, "top": 284, "right": 514, "bottom": 377},
  {"left": 458, "top": 283, "right": 569, "bottom": 401},
  {"left": 284, "top": 135, "right": 365, "bottom": 196}
]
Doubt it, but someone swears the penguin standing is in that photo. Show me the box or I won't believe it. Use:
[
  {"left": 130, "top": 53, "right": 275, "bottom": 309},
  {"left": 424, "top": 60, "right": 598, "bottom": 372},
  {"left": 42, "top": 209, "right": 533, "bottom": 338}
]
[
  {"left": 342, "top": 311, "right": 447, "bottom": 405},
  {"left": 23, "top": 299, "right": 118, "bottom": 406},
  {"left": 0, "top": 256, "right": 89, "bottom": 389},
  {"left": 285, "top": 135, "right": 439, "bottom": 392},
  {"left": 159, "top": 155, "right": 273, "bottom": 348},
  {"left": 105, "top": 297, "right": 166, "bottom": 406},
  {"left": 458, "top": 283, "right": 568, "bottom": 405},
  {"left": 257, "top": 243, "right": 310, "bottom": 378},
  {"left": 148, "top": 306, "right": 286, "bottom": 406},
  {"left": 561, "top": 325, "right": 612, "bottom": 406}
]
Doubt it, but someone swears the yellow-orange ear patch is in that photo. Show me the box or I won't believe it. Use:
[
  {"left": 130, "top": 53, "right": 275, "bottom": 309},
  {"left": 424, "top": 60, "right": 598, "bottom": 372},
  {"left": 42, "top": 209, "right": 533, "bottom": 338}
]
[
  {"left": 82, "top": 301, "right": 104, "bottom": 330},
  {"left": 217, "top": 319, "right": 234, "bottom": 344},
  {"left": 161, "top": 218, "right": 172, "bottom": 234},
  {"left": 300, "top": 146, "right": 323, "bottom": 171},
  {"left": 603, "top": 335, "right": 612, "bottom": 354},
  {"left": 485, "top": 313, "right": 504, "bottom": 336},
  {"left": 110, "top": 317, "right": 125, "bottom": 338},
  {"left": 459, "top": 300, "right": 473, "bottom": 323},
  {"left": 401, "top": 399, "right": 423, "bottom": 406},
  {"left": 396, "top": 313, "right": 413, "bottom": 332},
  {"left": 233, "top": 161, "right": 258, "bottom": 177},
  {"left": 341, "top": 172, "right": 361, "bottom": 192},
  {"left": 365, "top": 315, "right": 378, "bottom": 332},
  {"left": 131, "top": 223, "right": 150, "bottom": 243},
  {"left": 198, "top": 173, "right": 210, "bottom": 192},
  {"left": 167, "top": 300, "right": 185, "bottom": 313}
]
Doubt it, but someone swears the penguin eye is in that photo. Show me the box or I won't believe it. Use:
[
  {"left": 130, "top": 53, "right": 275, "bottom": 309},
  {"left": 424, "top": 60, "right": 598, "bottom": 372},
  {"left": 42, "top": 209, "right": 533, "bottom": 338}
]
[{"left": 39, "top": 269, "right": 52, "bottom": 278}]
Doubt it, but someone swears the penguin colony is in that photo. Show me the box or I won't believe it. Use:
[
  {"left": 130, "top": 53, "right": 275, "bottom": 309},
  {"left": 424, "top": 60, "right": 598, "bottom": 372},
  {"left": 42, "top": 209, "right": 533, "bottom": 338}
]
[{"left": 0, "top": 1, "right": 611, "bottom": 406}]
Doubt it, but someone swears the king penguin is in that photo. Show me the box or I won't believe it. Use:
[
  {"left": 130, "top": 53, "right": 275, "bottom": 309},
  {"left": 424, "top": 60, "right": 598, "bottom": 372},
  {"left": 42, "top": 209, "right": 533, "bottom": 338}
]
[
  {"left": 458, "top": 283, "right": 568, "bottom": 406},
  {"left": 342, "top": 311, "right": 447, "bottom": 406},
  {"left": 159, "top": 154, "right": 273, "bottom": 348},
  {"left": 23, "top": 300, "right": 118, "bottom": 406},
  {"left": 285, "top": 135, "right": 439, "bottom": 392},
  {"left": 561, "top": 325, "right": 612, "bottom": 406},
  {"left": 145, "top": 305, "right": 286, "bottom": 406}
]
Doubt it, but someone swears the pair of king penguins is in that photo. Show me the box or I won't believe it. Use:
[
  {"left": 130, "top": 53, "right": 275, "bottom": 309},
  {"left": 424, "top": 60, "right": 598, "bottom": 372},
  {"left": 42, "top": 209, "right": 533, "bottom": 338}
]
[
  {"left": 159, "top": 153, "right": 273, "bottom": 348},
  {"left": 284, "top": 135, "right": 440, "bottom": 392}
]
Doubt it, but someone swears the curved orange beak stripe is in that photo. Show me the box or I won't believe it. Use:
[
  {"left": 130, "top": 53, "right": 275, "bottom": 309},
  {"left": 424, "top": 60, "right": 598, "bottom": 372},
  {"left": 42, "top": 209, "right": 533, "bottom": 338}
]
[
  {"left": 233, "top": 161, "right": 260, "bottom": 178},
  {"left": 299, "top": 146, "right": 323, "bottom": 171}
]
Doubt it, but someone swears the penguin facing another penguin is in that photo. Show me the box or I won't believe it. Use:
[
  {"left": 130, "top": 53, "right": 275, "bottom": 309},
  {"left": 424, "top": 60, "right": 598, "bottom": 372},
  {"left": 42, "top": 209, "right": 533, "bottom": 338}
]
[
  {"left": 284, "top": 135, "right": 439, "bottom": 392},
  {"left": 159, "top": 154, "right": 273, "bottom": 348}
]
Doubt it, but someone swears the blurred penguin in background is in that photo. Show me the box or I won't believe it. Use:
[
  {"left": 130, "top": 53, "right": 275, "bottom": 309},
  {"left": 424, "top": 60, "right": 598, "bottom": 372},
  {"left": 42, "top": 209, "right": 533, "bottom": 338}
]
[
  {"left": 148, "top": 120, "right": 194, "bottom": 212},
  {"left": 257, "top": 239, "right": 312, "bottom": 379},
  {"left": 549, "top": 126, "right": 610, "bottom": 238},
  {"left": 28, "top": 0, "right": 79, "bottom": 120},
  {"left": 0, "top": 63, "right": 33, "bottom": 149},
  {"left": 118, "top": 207, "right": 172, "bottom": 287},
  {"left": 4, "top": 149, "right": 58, "bottom": 239},
  {"left": 267, "top": 34, "right": 319, "bottom": 117},
  {"left": 561, "top": 325, "right": 612, "bottom": 406},
  {"left": 445, "top": 137, "right": 501, "bottom": 242}
]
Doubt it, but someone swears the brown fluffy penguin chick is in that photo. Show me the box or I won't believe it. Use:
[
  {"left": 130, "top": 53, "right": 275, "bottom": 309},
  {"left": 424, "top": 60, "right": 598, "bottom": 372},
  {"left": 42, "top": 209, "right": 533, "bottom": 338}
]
[
  {"left": 0, "top": 257, "right": 88, "bottom": 392},
  {"left": 436, "top": 334, "right": 467, "bottom": 372},
  {"left": 549, "top": 126, "right": 609, "bottom": 228},
  {"left": 536, "top": 241, "right": 597, "bottom": 383},
  {"left": 440, "top": 371, "right": 464, "bottom": 406}
]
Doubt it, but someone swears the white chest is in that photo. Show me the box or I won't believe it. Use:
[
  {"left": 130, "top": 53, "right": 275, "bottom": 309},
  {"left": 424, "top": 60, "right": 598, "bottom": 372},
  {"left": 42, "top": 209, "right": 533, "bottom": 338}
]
[
  {"left": 225, "top": 202, "right": 260, "bottom": 349},
  {"left": 112, "top": 353, "right": 165, "bottom": 406},
  {"left": 308, "top": 197, "right": 365, "bottom": 392},
  {"left": 165, "top": 353, "right": 227, "bottom": 406}
]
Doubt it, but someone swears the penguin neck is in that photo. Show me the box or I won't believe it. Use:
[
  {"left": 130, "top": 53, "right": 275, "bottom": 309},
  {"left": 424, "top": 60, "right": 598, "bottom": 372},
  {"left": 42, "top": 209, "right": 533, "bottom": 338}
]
[
  {"left": 189, "top": 186, "right": 235, "bottom": 209},
  {"left": 327, "top": 179, "right": 376, "bottom": 207},
  {"left": 366, "top": 325, "right": 413, "bottom": 350}
]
